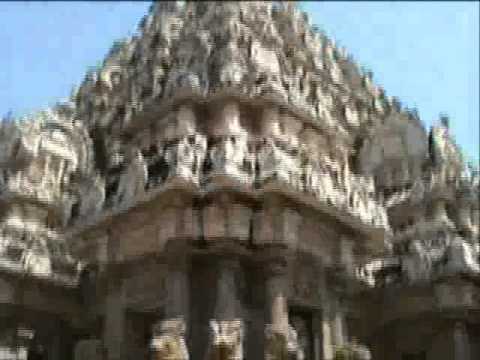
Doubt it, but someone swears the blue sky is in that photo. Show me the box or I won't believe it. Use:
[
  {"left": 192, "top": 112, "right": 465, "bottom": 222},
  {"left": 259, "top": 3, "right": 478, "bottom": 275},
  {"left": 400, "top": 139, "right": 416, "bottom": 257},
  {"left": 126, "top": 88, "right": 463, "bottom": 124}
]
[{"left": 1, "top": 1, "right": 478, "bottom": 163}]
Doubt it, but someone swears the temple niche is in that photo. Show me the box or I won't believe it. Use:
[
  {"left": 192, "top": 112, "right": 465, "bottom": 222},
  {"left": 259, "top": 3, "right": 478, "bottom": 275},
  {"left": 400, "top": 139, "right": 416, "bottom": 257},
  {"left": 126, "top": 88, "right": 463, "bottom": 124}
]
[{"left": 0, "top": 2, "right": 479, "bottom": 360}]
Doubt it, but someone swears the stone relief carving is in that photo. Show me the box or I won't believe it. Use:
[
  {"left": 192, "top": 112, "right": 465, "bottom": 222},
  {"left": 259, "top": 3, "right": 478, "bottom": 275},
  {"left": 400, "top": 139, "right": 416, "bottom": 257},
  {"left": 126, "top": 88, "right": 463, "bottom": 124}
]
[
  {"left": 257, "top": 138, "right": 302, "bottom": 190},
  {"left": 150, "top": 318, "right": 189, "bottom": 360},
  {"left": 112, "top": 148, "right": 148, "bottom": 208},
  {"left": 164, "top": 134, "right": 207, "bottom": 184},
  {"left": 77, "top": 175, "right": 106, "bottom": 219},
  {"left": 207, "top": 319, "right": 243, "bottom": 360},
  {"left": 207, "top": 135, "right": 254, "bottom": 183},
  {"left": 265, "top": 325, "right": 301, "bottom": 360},
  {"left": 401, "top": 239, "right": 435, "bottom": 283}
]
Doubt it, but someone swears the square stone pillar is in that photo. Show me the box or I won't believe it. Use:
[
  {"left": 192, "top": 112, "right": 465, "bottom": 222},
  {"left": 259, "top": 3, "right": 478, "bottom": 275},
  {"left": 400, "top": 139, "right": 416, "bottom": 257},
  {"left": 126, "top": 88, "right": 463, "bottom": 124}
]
[
  {"left": 453, "top": 321, "right": 471, "bottom": 360},
  {"left": 321, "top": 298, "right": 346, "bottom": 360},
  {"left": 263, "top": 254, "right": 303, "bottom": 360},
  {"left": 214, "top": 258, "right": 242, "bottom": 320},
  {"left": 264, "top": 259, "right": 290, "bottom": 332},
  {"left": 150, "top": 255, "right": 191, "bottom": 360},
  {"left": 103, "top": 276, "right": 126, "bottom": 360},
  {"left": 207, "top": 257, "right": 244, "bottom": 359},
  {"left": 165, "top": 256, "right": 190, "bottom": 322},
  {"left": 312, "top": 312, "right": 323, "bottom": 360}
]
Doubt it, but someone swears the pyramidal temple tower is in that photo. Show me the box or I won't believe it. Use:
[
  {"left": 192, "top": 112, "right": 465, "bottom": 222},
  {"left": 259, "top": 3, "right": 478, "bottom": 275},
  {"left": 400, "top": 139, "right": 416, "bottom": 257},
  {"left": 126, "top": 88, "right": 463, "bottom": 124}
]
[{"left": 0, "top": 2, "right": 479, "bottom": 359}]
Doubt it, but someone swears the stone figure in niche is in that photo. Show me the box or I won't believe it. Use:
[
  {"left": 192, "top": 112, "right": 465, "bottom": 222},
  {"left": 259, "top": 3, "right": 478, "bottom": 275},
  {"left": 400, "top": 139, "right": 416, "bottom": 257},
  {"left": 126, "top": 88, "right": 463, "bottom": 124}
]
[
  {"left": 77, "top": 175, "right": 106, "bottom": 219},
  {"left": 207, "top": 319, "right": 243, "bottom": 360},
  {"left": 113, "top": 148, "right": 147, "bottom": 207},
  {"left": 249, "top": 40, "right": 284, "bottom": 98},
  {"left": 152, "top": 66, "right": 167, "bottom": 98},
  {"left": 303, "top": 158, "right": 320, "bottom": 197},
  {"left": 429, "top": 123, "right": 463, "bottom": 183},
  {"left": 257, "top": 138, "right": 302, "bottom": 189},
  {"left": 316, "top": 168, "right": 336, "bottom": 205},
  {"left": 402, "top": 239, "right": 433, "bottom": 283},
  {"left": 150, "top": 318, "right": 189, "bottom": 360},
  {"left": 22, "top": 249, "right": 52, "bottom": 276},
  {"left": 164, "top": 134, "right": 207, "bottom": 184},
  {"left": 208, "top": 135, "right": 252, "bottom": 183},
  {"left": 216, "top": 40, "right": 247, "bottom": 90}
]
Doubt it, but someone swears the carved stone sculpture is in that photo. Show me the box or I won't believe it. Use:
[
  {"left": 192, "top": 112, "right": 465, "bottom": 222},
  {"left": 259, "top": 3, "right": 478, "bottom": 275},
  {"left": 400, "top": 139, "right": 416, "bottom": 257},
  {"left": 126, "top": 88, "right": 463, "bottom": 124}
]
[
  {"left": 112, "top": 148, "right": 148, "bottom": 207},
  {"left": 265, "top": 325, "right": 301, "bottom": 360},
  {"left": 77, "top": 175, "right": 106, "bottom": 219},
  {"left": 402, "top": 239, "right": 433, "bottom": 283},
  {"left": 257, "top": 138, "right": 302, "bottom": 189},
  {"left": 164, "top": 134, "right": 207, "bottom": 184},
  {"left": 22, "top": 249, "right": 51, "bottom": 276},
  {"left": 150, "top": 318, "right": 189, "bottom": 360},
  {"left": 208, "top": 135, "right": 253, "bottom": 183},
  {"left": 207, "top": 319, "right": 243, "bottom": 360}
]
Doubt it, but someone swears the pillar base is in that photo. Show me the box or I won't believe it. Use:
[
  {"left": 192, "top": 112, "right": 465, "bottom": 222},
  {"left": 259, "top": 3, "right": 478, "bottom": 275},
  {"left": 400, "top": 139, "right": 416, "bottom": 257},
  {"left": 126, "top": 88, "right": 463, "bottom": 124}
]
[
  {"left": 265, "top": 324, "right": 303, "bottom": 360},
  {"left": 150, "top": 318, "right": 189, "bottom": 360},
  {"left": 207, "top": 319, "right": 244, "bottom": 360}
]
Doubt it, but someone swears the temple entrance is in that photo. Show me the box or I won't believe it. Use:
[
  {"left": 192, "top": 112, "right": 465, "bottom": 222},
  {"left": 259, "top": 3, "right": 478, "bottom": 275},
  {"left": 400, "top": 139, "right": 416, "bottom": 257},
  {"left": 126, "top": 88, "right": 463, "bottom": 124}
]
[{"left": 289, "top": 309, "right": 315, "bottom": 360}]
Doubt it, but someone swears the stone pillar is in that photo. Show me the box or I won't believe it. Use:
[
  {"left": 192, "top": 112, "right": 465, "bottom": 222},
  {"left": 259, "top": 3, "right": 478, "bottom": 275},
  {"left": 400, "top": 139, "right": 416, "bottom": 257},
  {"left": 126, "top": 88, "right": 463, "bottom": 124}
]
[
  {"left": 453, "top": 321, "right": 471, "bottom": 360},
  {"left": 321, "top": 314, "right": 334, "bottom": 360},
  {"left": 103, "top": 275, "right": 126, "bottom": 360},
  {"left": 207, "top": 257, "right": 244, "bottom": 359},
  {"left": 165, "top": 257, "right": 190, "bottom": 321},
  {"left": 214, "top": 258, "right": 241, "bottom": 320},
  {"left": 150, "top": 256, "right": 190, "bottom": 360},
  {"left": 332, "top": 310, "right": 345, "bottom": 346},
  {"left": 265, "top": 258, "right": 290, "bottom": 332},
  {"left": 322, "top": 298, "right": 346, "bottom": 360},
  {"left": 312, "top": 312, "right": 322, "bottom": 360},
  {"left": 264, "top": 255, "right": 297, "bottom": 360}
]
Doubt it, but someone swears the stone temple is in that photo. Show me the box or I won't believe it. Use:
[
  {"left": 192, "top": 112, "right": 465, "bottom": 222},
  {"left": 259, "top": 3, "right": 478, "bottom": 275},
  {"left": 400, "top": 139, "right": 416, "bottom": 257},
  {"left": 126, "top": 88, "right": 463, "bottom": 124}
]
[{"left": 0, "top": 2, "right": 479, "bottom": 359}]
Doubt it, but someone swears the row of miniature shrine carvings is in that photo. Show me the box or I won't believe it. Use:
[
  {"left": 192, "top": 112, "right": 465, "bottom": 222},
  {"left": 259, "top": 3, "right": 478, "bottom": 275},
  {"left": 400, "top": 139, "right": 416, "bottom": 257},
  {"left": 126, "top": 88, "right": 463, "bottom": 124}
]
[{"left": 110, "top": 134, "right": 388, "bottom": 227}]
